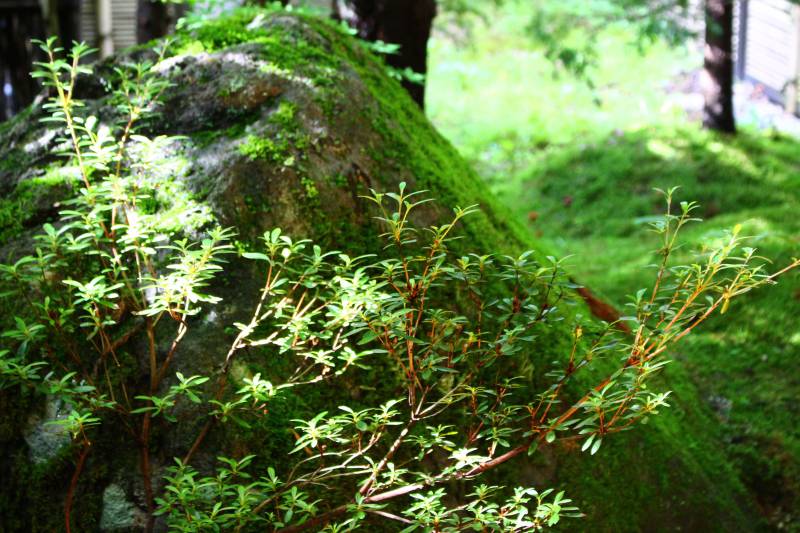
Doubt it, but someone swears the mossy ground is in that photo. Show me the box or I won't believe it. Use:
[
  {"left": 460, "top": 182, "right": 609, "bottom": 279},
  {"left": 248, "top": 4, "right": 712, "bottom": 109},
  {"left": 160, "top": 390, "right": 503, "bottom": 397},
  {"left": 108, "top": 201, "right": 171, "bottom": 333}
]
[{"left": 509, "top": 127, "right": 800, "bottom": 530}]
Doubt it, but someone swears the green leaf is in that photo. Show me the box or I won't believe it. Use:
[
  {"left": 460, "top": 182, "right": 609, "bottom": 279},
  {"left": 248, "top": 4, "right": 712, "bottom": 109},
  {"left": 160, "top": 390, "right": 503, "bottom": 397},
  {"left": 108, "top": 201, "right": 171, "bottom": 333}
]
[
  {"left": 242, "top": 252, "right": 269, "bottom": 261},
  {"left": 590, "top": 438, "right": 602, "bottom": 455}
]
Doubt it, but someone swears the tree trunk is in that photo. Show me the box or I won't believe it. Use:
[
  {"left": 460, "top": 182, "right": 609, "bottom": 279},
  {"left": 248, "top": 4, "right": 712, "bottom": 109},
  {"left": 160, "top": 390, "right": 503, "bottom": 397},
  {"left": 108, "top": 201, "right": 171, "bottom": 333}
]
[
  {"left": 332, "top": 0, "right": 437, "bottom": 109},
  {"left": 702, "top": 0, "right": 736, "bottom": 133},
  {"left": 137, "top": 0, "right": 191, "bottom": 44},
  {"left": 44, "top": 0, "right": 82, "bottom": 48},
  {"left": 56, "top": 0, "right": 82, "bottom": 46},
  {"left": 137, "top": 0, "right": 170, "bottom": 43},
  {"left": 0, "top": 7, "right": 46, "bottom": 120}
]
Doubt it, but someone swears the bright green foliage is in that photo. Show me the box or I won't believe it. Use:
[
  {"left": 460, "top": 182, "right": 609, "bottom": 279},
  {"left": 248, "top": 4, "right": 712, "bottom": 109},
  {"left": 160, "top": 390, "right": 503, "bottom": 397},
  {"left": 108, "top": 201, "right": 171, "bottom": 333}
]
[
  {"left": 428, "top": 4, "right": 695, "bottom": 171},
  {"left": 525, "top": 0, "right": 693, "bottom": 82}
]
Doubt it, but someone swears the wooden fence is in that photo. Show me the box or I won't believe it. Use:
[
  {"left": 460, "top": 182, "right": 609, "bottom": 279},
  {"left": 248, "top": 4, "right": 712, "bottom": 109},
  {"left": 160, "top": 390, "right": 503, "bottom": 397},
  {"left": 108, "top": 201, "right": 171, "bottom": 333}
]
[{"left": 737, "top": 0, "right": 800, "bottom": 114}]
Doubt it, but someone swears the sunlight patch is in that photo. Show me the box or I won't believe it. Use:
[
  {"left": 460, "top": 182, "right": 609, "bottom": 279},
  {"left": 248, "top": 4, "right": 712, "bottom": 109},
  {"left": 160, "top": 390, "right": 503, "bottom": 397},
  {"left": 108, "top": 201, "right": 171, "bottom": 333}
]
[{"left": 646, "top": 139, "right": 678, "bottom": 159}]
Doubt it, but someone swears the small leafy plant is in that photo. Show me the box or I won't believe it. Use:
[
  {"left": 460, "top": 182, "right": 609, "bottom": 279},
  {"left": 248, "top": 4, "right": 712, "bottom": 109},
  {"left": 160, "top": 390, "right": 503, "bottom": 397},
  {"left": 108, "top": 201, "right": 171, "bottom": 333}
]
[{"left": 1, "top": 37, "right": 798, "bottom": 533}]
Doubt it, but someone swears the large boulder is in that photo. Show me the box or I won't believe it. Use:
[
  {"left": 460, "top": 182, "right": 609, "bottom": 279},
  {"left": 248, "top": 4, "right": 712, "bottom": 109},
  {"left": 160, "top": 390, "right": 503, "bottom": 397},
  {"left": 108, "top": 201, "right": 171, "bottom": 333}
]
[{"left": 0, "top": 8, "right": 762, "bottom": 532}]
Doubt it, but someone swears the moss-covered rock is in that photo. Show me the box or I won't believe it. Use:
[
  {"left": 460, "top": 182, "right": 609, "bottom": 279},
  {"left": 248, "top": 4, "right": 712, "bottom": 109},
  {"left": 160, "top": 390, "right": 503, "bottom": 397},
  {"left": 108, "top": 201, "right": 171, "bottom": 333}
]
[{"left": 0, "top": 8, "right": 763, "bottom": 532}]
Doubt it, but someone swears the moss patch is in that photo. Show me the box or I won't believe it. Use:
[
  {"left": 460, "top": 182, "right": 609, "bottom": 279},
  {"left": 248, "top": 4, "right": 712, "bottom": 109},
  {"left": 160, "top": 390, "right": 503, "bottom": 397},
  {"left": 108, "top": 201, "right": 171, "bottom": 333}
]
[{"left": 0, "top": 171, "right": 77, "bottom": 245}]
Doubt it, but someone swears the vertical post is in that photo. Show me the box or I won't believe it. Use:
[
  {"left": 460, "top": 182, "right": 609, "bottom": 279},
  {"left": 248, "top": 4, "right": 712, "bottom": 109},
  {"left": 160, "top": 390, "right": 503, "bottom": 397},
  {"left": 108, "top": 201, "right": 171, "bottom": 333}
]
[
  {"left": 332, "top": 0, "right": 437, "bottom": 109},
  {"left": 57, "top": 0, "right": 82, "bottom": 46},
  {"left": 786, "top": 3, "right": 800, "bottom": 116},
  {"left": 0, "top": 14, "right": 9, "bottom": 122},
  {"left": 735, "top": 0, "right": 748, "bottom": 80},
  {"left": 0, "top": 7, "right": 45, "bottom": 119},
  {"left": 97, "top": 0, "right": 114, "bottom": 58}
]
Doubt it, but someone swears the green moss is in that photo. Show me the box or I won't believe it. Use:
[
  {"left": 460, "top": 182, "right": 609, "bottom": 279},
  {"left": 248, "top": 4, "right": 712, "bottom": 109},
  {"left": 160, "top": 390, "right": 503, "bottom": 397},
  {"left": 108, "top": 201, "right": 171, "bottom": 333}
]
[
  {"left": 239, "top": 134, "right": 290, "bottom": 164},
  {"left": 300, "top": 176, "right": 319, "bottom": 200},
  {"left": 191, "top": 121, "right": 252, "bottom": 149},
  {"left": 217, "top": 74, "right": 248, "bottom": 98},
  {"left": 0, "top": 197, "right": 30, "bottom": 244},
  {"left": 0, "top": 171, "right": 76, "bottom": 245},
  {"left": 0, "top": 148, "right": 32, "bottom": 176},
  {"left": 238, "top": 101, "right": 309, "bottom": 169},
  {"left": 172, "top": 9, "right": 339, "bottom": 79},
  {"left": 173, "top": 8, "right": 268, "bottom": 53},
  {"left": 271, "top": 98, "right": 296, "bottom": 125}
]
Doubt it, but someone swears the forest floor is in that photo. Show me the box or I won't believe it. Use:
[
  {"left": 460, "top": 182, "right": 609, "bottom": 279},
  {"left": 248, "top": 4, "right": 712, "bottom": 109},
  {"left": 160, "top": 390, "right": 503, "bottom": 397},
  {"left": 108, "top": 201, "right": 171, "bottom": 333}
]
[{"left": 429, "top": 4, "right": 800, "bottom": 528}]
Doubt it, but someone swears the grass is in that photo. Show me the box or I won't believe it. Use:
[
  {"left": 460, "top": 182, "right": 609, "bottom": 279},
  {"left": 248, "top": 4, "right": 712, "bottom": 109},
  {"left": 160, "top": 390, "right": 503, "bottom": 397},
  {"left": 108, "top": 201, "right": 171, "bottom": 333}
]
[
  {"left": 429, "top": 3, "right": 800, "bottom": 529},
  {"left": 428, "top": 2, "right": 696, "bottom": 178}
]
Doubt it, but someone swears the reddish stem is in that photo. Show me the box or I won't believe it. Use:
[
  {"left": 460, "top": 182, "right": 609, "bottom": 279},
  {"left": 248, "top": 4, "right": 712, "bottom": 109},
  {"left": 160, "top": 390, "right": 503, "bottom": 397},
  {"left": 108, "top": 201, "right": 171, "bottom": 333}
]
[
  {"left": 140, "top": 413, "right": 155, "bottom": 532},
  {"left": 65, "top": 442, "right": 91, "bottom": 533}
]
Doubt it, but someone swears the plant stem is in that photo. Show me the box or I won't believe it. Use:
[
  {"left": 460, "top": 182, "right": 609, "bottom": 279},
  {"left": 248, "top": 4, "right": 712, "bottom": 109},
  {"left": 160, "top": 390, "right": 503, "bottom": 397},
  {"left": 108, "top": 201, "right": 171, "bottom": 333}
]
[{"left": 64, "top": 441, "right": 91, "bottom": 533}]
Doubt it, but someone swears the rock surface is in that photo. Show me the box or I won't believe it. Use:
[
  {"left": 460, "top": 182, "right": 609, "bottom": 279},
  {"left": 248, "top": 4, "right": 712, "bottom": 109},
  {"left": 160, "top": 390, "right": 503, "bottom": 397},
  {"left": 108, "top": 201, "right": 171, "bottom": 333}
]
[{"left": 0, "top": 10, "right": 536, "bottom": 532}]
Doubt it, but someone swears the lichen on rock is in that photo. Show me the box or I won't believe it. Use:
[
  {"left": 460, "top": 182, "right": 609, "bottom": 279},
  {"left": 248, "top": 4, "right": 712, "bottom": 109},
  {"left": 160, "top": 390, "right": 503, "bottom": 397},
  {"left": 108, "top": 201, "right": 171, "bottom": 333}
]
[
  {"left": 100, "top": 484, "right": 143, "bottom": 531},
  {"left": 23, "top": 398, "right": 70, "bottom": 465}
]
